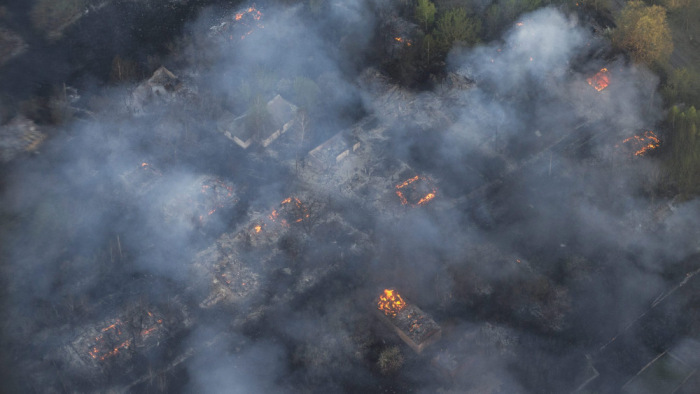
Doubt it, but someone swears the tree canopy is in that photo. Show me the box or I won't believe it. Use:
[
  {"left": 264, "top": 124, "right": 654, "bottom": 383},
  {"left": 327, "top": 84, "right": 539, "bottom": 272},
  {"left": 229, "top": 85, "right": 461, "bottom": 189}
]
[
  {"left": 414, "top": 0, "right": 436, "bottom": 31},
  {"left": 667, "top": 106, "right": 700, "bottom": 196},
  {"left": 434, "top": 8, "right": 481, "bottom": 53},
  {"left": 613, "top": 1, "right": 673, "bottom": 65}
]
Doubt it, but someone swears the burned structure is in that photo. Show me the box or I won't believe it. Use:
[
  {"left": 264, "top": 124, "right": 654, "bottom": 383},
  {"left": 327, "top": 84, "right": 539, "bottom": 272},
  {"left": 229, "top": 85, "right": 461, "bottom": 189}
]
[
  {"left": 375, "top": 289, "right": 442, "bottom": 353},
  {"left": 217, "top": 94, "right": 297, "bottom": 149}
]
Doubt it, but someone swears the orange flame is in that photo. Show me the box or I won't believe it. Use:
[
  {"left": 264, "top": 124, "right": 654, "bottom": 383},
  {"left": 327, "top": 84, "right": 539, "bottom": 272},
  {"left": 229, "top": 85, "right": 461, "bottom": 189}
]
[
  {"left": 254, "top": 224, "right": 262, "bottom": 233},
  {"left": 268, "top": 197, "right": 308, "bottom": 225},
  {"left": 394, "top": 37, "right": 412, "bottom": 46},
  {"left": 395, "top": 176, "right": 438, "bottom": 207},
  {"left": 378, "top": 289, "right": 406, "bottom": 317},
  {"left": 620, "top": 131, "right": 660, "bottom": 156},
  {"left": 587, "top": 68, "right": 609, "bottom": 91}
]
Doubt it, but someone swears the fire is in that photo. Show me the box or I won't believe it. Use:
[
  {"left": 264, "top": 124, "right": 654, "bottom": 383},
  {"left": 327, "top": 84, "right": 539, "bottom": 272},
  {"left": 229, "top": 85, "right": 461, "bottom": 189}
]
[
  {"left": 395, "top": 175, "right": 438, "bottom": 207},
  {"left": 416, "top": 192, "right": 436, "bottom": 206},
  {"left": 232, "top": 5, "right": 264, "bottom": 40},
  {"left": 87, "top": 312, "right": 164, "bottom": 361},
  {"left": 378, "top": 289, "right": 407, "bottom": 317},
  {"left": 587, "top": 68, "right": 609, "bottom": 91},
  {"left": 254, "top": 224, "right": 262, "bottom": 233},
  {"left": 394, "top": 37, "right": 412, "bottom": 46},
  {"left": 235, "top": 6, "right": 262, "bottom": 21},
  {"left": 268, "top": 197, "right": 308, "bottom": 225},
  {"left": 619, "top": 131, "right": 660, "bottom": 156}
]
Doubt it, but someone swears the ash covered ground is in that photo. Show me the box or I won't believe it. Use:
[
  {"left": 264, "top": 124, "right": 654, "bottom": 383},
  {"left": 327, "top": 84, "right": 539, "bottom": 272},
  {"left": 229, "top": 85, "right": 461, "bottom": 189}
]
[{"left": 1, "top": 1, "right": 700, "bottom": 393}]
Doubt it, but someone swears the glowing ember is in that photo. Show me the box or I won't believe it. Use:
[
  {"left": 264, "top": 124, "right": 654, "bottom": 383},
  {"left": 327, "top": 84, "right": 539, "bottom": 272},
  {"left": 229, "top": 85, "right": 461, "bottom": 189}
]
[
  {"left": 394, "top": 37, "right": 412, "bottom": 46},
  {"left": 232, "top": 5, "right": 264, "bottom": 40},
  {"left": 378, "top": 289, "right": 407, "bottom": 317},
  {"left": 395, "top": 176, "right": 438, "bottom": 207},
  {"left": 268, "top": 197, "right": 309, "bottom": 225},
  {"left": 587, "top": 68, "right": 609, "bottom": 91},
  {"left": 86, "top": 312, "right": 165, "bottom": 361},
  {"left": 619, "top": 131, "right": 660, "bottom": 156}
]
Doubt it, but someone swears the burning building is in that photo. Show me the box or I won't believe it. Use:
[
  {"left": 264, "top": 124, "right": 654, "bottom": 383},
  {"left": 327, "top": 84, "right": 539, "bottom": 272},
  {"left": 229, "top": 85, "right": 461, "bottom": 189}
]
[
  {"left": 617, "top": 131, "right": 661, "bottom": 157},
  {"left": 56, "top": 298, "right": 191, "bottom": 388},
  {"left": 587, "top": 67, "right": 610, "bottom": 92},
  {"left": 395, "top": 175, "right": 437, "bottom": 207},
  {"left": 375, "top": 289, "right": 442, "bottom": 353}
]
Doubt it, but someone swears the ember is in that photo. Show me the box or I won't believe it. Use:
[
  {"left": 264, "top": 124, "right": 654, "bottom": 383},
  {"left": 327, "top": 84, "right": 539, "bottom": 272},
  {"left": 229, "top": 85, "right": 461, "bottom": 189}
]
[
  {"left": 394, "top": 37, "right": 412, "bottom": 46},
  {"left": 268, "top": 197, "right": 309, "bottom": 226},
  {"left": 587, "top": 68, "right": 609, "bottom": 91},
  {"left": 374, "top": 290, "right": 442, "bottom": 353},
  {"left": 209, "top": 4, "right": 264, "bottom": 41},
  {"left": 395, "top": 176, "right": 437, "bottom": 206},
  {"left": 378, "top": 289, "right": 406, "bottom": 317},
  {"left": 84, "top": 310, "right": 165, "bottom": 362},
  {"left": 619, "top": 131, "right": 660, "bottom": 156}
]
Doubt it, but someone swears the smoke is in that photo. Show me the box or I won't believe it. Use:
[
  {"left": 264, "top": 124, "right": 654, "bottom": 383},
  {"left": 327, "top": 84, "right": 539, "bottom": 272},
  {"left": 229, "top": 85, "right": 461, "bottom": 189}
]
[{"left": 1, "top": 2, "right": 699, "bottom": 393}]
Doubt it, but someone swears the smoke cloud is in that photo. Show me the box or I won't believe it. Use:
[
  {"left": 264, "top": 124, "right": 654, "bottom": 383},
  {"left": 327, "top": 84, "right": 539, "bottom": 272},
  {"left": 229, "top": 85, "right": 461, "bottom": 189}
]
[{"left": 1, "top": 2, "right": 698, "bottom": 393}]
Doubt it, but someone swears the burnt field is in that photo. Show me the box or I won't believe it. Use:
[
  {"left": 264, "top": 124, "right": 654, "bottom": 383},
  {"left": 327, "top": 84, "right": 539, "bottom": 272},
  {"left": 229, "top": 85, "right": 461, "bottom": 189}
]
[{"left": 2, "top": 1, "right": 700, "bottom": 393}]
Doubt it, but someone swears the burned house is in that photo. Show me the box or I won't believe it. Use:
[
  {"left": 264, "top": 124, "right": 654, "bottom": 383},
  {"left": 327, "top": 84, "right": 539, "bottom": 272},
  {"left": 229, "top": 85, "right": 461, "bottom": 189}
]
[
  {"left": 0, "top": 115, "right": 45, "bottom": 162},
  {"left": 131, "top": 66, "right": 196, "bottom": 115},
  {"left": 217, "top": 94, "right": 297, "bottom": 149},
  {"left": 195, "top": 236, "right": 261, "bottom": 309},
  {"left": 55, "top": 298, "right": 192, "bottom": 388},
  {"left": 308, "top": 129, "right": 361, "bottom": 168},
  {"left": 395, "top": 174, "right": 437, "bottom": 207},
  {"left": 374, "top": 289, "right": 442, "bottom": 353}
]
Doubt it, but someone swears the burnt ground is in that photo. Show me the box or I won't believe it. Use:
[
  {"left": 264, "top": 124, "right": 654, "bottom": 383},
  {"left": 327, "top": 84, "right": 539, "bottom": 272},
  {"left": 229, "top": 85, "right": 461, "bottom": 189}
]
[{"left": 2, "top": 2, "right": 700, "bottom": 394}]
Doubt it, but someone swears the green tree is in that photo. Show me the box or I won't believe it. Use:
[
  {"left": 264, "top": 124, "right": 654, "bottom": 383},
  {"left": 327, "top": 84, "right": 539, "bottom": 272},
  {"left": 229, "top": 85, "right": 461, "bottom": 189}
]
[
  {"left": 414, "top": 0, "right": 436, "bottom": 31},
  {"left": 434, "top": 8, "right": 481, "bottom": 53},
  {"left": 612, "top": 1, "right": 673, "bottom": 65},
  {"left": 667, "top": 106, "right": 700, "bottom": 196},
  {"left": 663, "top": 68, "right": 700, "bottom": 106}
]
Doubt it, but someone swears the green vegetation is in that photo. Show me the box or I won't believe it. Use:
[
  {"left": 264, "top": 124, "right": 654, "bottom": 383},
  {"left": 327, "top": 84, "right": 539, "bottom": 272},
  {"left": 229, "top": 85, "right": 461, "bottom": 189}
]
[
  {"left": 484, "top": 0, "right": 541, "bottom": 39},
  {"left": 414, "top": 0, "right": 437, "bottom": 31},
  {"left": 663, "top": 68, "right": 700, "bottom": 107},
  {"left": 30, "top": 0, "right": 85, "bottom": 36},
  {"left": 434, "top": 8, "right": 481, "bottom": 52},
  {"left": 666, "top": 106, "right": 700, "bottom": 197},
  {"left": 612, "top": 1, "right": 673, "bottom": 65}
]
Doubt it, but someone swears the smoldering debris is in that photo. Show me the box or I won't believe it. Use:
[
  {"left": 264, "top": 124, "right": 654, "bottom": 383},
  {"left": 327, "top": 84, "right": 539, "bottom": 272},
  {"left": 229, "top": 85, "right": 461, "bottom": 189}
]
[{"left": 1, "top": 2, "right": 700, "bottom": 394}]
